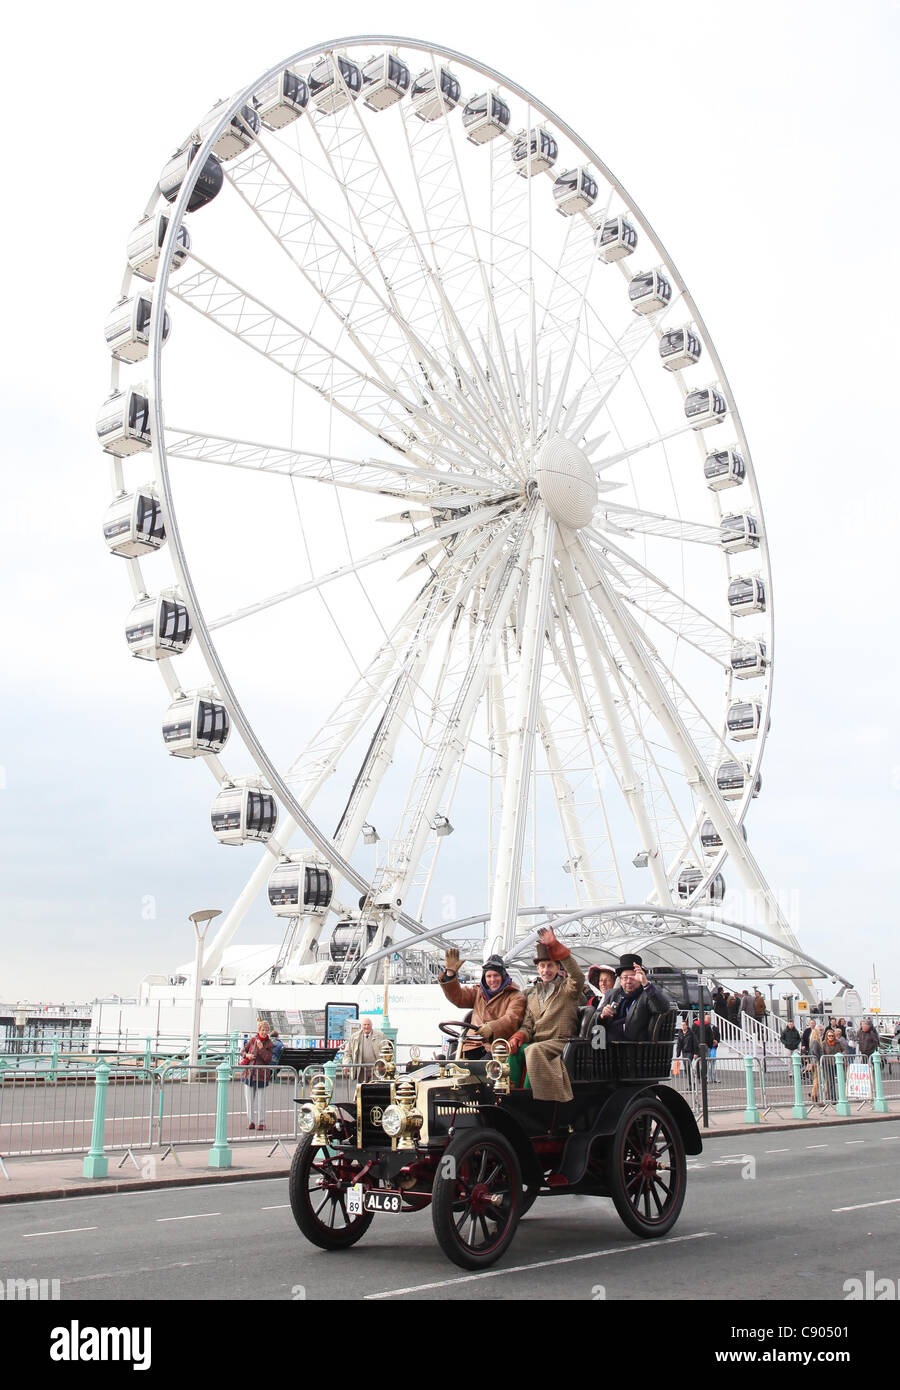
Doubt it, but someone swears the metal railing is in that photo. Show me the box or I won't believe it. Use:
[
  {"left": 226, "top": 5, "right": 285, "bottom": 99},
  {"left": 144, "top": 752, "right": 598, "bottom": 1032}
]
[
  {"left": 0, "top": 1046, "right": 893, "bottom": 1171},
  {"left": 0, "top": 1067, "right": 158, "bottom": 1158},
  {"left": 156, "top": 1063, "right": 301, "bottom": 1149}
]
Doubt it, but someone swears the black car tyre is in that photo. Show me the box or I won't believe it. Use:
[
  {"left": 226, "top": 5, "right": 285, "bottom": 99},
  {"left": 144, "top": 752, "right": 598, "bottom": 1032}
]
[
  {"left": 609, "top": 1099, "right": 686, "bottom": 1238},
  {"left": 432, "top": 1127, "right": 522, "bottom": 1270},
  {"left": 289, "top": 1133, "right": 374, "bottom": 1250}
]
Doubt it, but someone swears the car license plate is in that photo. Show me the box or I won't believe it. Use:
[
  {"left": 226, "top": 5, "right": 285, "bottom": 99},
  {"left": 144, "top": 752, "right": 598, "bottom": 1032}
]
[{"left": 348, "top": 1184, "right": 403, "bottom": 1214}]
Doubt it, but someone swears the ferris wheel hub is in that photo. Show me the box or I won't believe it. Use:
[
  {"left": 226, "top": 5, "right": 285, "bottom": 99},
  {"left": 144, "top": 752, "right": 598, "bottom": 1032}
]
[{"left": 532, "top": 437, "right": 598, "bottom": 531}]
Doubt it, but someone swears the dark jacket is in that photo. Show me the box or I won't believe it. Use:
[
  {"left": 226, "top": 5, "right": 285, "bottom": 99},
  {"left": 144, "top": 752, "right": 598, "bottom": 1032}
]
[
  {"left": 599, "top": 981, "right": 676, "bottom": 1043},
  {"left": 780, "top": 1025, "right": 801, "bottom": 1051},
  {"left": 693, "top": 1022, "right": 719, "bottom": 1049},
  {"left": 676, "top": 1027, "right": 697, "bottom": 1060},
  {"left": 857, "top": 1025, "right": 880, "bottom": 1058}
]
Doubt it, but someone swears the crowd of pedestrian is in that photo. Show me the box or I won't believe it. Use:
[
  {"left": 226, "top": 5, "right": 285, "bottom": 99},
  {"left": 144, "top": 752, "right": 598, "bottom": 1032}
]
[{"left": 711, "top": 984, "right": 769, "bottom": 1026}]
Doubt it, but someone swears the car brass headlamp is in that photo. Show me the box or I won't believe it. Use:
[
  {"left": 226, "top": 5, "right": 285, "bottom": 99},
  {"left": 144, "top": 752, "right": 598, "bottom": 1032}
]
[
  {"left": 373, "top": 1039, "right": 396, "bottom": 1081},
  {"left": 381, "top": 1079, "right": 422, "bottom": 1148},
  {"left": 487, "top": 1038, "right": 511, "bottom": 1094},
  {"left": 304, "top": 1076, "right": 338, "bottom": 1143},
  {"left": 297, "top": 1104, "right": 317, "bottom": 1134}
]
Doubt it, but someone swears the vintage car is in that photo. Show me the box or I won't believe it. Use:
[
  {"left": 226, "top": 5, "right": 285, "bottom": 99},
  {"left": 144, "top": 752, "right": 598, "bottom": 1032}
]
[{"left": 289, "top": 1010, "right": 701, "bottom": 1270}]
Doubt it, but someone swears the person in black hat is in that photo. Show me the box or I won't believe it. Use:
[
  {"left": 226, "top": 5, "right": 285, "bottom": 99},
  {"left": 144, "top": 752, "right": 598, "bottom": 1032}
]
[
  {"left": 437, "top": 948, "right": 525, "bottom": 1059},
  {"left": 596, "top": 954, "right": 675, "bottom": 1042}
]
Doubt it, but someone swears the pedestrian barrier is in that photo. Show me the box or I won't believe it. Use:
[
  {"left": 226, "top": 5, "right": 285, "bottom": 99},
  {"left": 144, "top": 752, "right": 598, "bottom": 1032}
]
[
  {"left": 0, "top": 1046, "right": 893, "bottom": 1169},
  {"left": 155, "top": 1063, "right": 302, "bottom": 1151},
  {"left": 0, "top": 1065, "right": 157, "bottom": 1158}
]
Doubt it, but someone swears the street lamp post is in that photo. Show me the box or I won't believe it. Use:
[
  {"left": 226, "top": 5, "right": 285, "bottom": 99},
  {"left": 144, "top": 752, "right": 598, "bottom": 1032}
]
[{"left": 188, "top": 910, "right": 221, "bottom": 1068}]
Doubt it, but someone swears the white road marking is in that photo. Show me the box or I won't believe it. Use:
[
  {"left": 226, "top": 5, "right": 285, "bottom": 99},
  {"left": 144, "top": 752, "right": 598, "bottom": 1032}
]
[
  {"left": 261, "top": 1204, "right": 290, "bottom": 1210},
  {"left": 765, "top": 1148, "right": 790, "bottom": 1153},
  {"left": 22, "top": 1226, "right": 98, "bottom": 1238},
  {"left": 365, "top": 1230, "right": 717, "bottom": 1299},
  {"left": 833, "top": 1197, "right": 900, "bottom": 1213},
  {"left": 806, "top": 1144, "right": 828, "bottom": 1149},
  {"left": 156, "top": 1212, "right": 221, "bottom": 1223},
  {"left": 844, "top": 1140, "right": 866, "bottom": 1145}
]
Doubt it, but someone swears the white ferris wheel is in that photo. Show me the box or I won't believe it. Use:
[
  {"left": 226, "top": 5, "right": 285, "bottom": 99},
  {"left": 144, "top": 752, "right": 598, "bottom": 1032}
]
[{"left": 99, "top": 36, "right": 809, "bottom": 992}]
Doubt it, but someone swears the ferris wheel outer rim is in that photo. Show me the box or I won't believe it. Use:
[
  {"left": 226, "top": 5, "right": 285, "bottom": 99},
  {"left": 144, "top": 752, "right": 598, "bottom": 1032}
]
[{"left": 138, "top": 33, "right": 773, "bottom": 932}]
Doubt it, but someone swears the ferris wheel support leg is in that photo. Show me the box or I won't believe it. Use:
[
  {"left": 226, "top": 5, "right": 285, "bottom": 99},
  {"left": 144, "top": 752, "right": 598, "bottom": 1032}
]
[
  {"left": 200, "top": 820, "right": 297, "bottom": 979},
  {"left": 489, "top": 512, "right": 556, "bottom": 956},
  {"left": 538, "top": 705, "right": 603, "bottom": 908},
  {"left": 557, "top": 546, "right": 673, "bottom": 907},
  {"left": 572, "top": 538, "right": 815, "bottom": 1005}
]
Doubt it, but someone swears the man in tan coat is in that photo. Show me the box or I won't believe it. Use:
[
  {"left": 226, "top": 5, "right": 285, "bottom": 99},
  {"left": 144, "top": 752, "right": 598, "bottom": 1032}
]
[
  {"left": 508, "top": 926, "right": 585, "bottom": 1102},
  {"left": 438, "top": 951, "right": 526, "bottom": 1058},
  {"left": 344, "top": 1016, "right": 386, "bottom": 1082}
]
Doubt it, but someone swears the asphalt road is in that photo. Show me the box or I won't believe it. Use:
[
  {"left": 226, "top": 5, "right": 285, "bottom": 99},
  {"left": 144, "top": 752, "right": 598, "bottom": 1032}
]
[{"left": 1, "top": 1118, "right": 898, "bottom": 1303}]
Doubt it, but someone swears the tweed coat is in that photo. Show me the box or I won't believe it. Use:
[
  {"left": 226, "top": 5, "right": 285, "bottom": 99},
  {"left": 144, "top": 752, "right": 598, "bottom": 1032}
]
[{"left": 519, "top": 953, "right": 585, "bottom": 1102}]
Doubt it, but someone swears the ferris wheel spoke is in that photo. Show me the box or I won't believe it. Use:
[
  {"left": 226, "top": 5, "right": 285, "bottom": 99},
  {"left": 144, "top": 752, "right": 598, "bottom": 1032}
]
[
  {"left": 396, "top": 84, "right": 526, "bottom": 458},
  {"left": 162, "top": 427, "right": 504, "bottom": 503},
  {"left": 604, "top": 657, "right": 706, "bottom": 884},
  {"left": 206, "top": 581, "right": 451, "bottom": 979},
  {"left": 538, "top": 702, "right": 605, "bottom": 908},
  {"left": 545, "top": 591, "right": 625, "bottom": 902},
  {"left": 312, "top": 74, "right": 518, "bottom": 466},
  {"left": 205, "top": 501, "right": 510, "bottom": 632},
  {"left": 593, "top": 501, "right": 721, "bottom": 546},
  {"left": 369, "top": 508, "right": 536, "bottom": 920},
  {"left": 570, "top": 535, "right": 764, "bottom": 885},
  {"left": 591, "top": 418, "right": 710, "bottom": 472},
  {"left": 488, "top": 511, "right": 556, "bottom": 952},
  {"left": 556, "top": 543, "right": 673, "bottom": 906},
  {"left": 562, "top": 315, "right": 659, "bottom": 445},
  {"left": 582, "top": 530, "right": 733, "bottom": 668},
  {"left": 533, "top": 219, "right": 598, "bottom": 416},
  {"left": 239, "top": 124, "right": 511, "bottom": 469},
  {"left": 168, "top": 255, "right": 504, "bottom": 475}
]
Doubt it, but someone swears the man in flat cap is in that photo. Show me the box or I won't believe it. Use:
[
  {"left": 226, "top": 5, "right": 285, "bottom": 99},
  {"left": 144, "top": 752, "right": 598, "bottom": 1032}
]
[
  {"left": 597, "top": 954, "right": 675, "bottom": 1041},
  {"left": 507, "top": 925, "right": 585, "bottom": 1101}
]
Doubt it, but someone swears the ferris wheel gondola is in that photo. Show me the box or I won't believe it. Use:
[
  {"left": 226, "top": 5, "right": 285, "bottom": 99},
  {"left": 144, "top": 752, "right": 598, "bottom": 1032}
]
[{"left": 102, "top": 36, "right": 805, "bottom": 991}]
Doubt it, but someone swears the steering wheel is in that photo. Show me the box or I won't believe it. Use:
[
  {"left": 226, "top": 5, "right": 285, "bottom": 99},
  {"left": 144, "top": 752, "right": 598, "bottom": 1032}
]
[{"left": 438, "top": 1021, "right": 484, "bottom": 1040}]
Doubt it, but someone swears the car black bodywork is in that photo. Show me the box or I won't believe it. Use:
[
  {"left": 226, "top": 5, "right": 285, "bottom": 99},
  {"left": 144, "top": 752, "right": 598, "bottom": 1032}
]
[{"left": 289, "top": 1009, "right": 702, "bottom": 1270}]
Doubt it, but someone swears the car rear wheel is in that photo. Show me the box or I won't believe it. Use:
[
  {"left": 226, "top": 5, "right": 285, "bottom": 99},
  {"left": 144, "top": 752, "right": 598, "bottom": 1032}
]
[
  {"left": 609, "top": 1100, "right": 686, "bottom": 1238},
  {"left": 432, "top": 1128, "right": 522, "bottom": 1270},
  {"left": 289, "top": 1134, "right": 373, "bottom": 1250}
]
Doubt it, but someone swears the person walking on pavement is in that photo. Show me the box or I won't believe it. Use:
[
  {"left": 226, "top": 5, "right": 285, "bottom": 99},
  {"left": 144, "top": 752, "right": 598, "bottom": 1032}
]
[
  {"left": 240, "top": 1020, "right": 274, "bottom": 1131},
  {"left": 780, "top": 1020, "right": 801, "bottom": 1052},
  {"left": 857, "top": 1018, "right": 880, "bottom": 1071},
  {"left": 676, "top": 1017, "right": 698, "bottom": 1095},
  {"left": 822, "top": 1026, "right": 848, "bottom": 1101},
  {"left": 693, "top": 1013, "right": 720, "bottom": 1083}
]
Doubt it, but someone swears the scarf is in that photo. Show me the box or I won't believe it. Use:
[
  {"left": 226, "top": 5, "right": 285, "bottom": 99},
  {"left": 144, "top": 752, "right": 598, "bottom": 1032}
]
[{"left": 481, "top": 973, "right": 512, "bottom": 1001}]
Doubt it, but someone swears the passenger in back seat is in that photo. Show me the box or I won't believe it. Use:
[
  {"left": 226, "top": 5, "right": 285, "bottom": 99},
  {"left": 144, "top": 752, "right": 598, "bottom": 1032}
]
[
  {"left": 507, "top": 927, "right": 585, "bottom": 1102},
  {"left": 596, "top": 955, "right": 675, "bottom": 1042}
]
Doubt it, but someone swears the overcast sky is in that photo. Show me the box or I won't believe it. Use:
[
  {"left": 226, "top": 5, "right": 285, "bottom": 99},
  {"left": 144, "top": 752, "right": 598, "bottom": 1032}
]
[{"left": 1, "top": 0, "right": 898, "bottom": 1008}]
